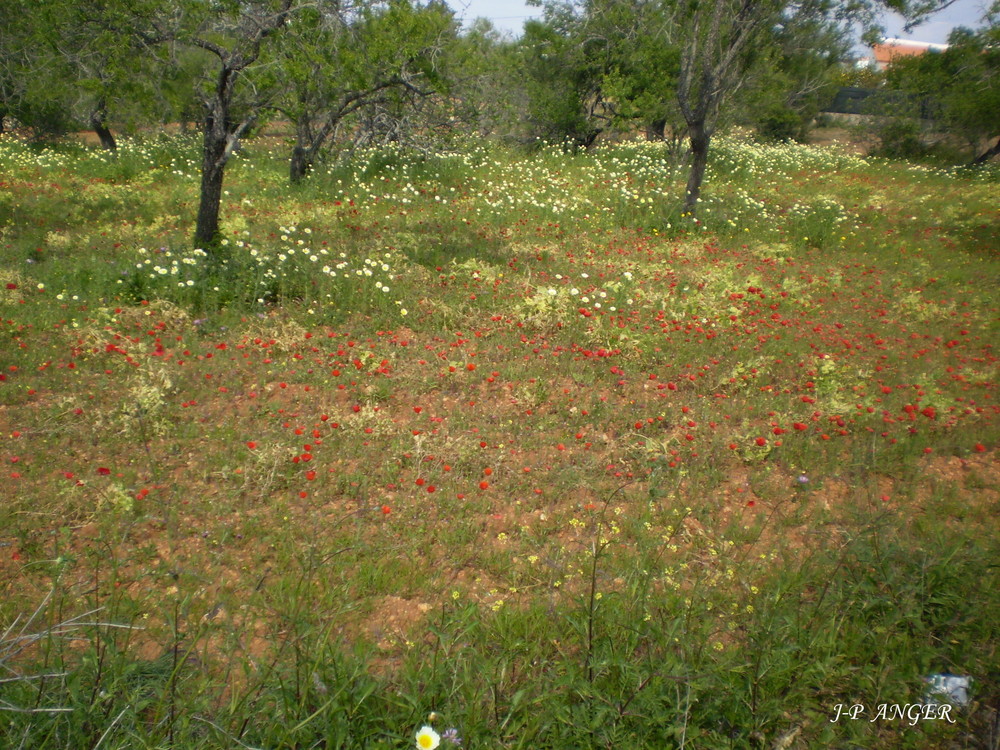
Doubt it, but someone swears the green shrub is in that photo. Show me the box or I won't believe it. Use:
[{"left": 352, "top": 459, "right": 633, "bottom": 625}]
[
  {"left": 757, "top": 106, "right": 803, "bottom": 142},
  {"left": 875, "top": 119, "right": 926, "bottom": 159}
]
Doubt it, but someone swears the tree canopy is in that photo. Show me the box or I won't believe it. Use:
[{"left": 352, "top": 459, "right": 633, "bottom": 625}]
[{"left": 885, "top": 23, "right": 1000, "bottom": 163}]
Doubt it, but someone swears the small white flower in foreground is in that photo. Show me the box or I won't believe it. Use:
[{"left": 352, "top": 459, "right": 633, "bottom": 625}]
[{"left": 416, "top": 725, "right": 440, "bottom": 749}]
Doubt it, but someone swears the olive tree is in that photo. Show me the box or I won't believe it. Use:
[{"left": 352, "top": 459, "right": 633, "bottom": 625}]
[{"left": 278, "top": 0, "right": 457, "bottom": 184}]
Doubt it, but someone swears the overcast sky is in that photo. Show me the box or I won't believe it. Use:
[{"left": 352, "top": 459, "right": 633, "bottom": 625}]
[
  {"left": 447, "top": 0, "right": 992, "bottom": 45},
  {"left": 880, "top": 0, "right": 990, "bottom": 43}
]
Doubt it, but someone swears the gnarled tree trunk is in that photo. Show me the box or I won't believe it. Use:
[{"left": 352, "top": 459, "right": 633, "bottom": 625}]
[
  {"left": 675, "top": 0, "right": 774, "bottom": 217},
  {"left": 193, "top": 64, "right": 254, "bottom": 248},
  {"left": 684, "top": 123, "right": 710, "bottom": 213},
  {"left": 90, "top": 100, "right": 116, "bottom": 151},
  {"left": 289, "top": 144, "right": 312, "bottom": 183},
  {"left": 195, "top": 115, "right": 228, "bottom": 247},
  {"left": 287, "top": 82, "right": 407, "bottom": 184},
  {"left": 646, "top": 118, "right": 666, "bottom": 141},
  {"left": 191, "top": 0, "right": 294, "bottom": 250}
]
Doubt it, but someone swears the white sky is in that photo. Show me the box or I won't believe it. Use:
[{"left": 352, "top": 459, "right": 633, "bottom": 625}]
[
  {"left": 446, "top": 0, "right": 541, "bottom": 36},
  {"left": 446, "top": 0, "right": 991, "bottom": 45},
  {"left": 880, "top": 0, "right": 990, "bottom": 43}
]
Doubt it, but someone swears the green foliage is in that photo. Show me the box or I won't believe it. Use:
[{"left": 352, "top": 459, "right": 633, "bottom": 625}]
[
  {"left": 2, "top": 0, "right": 189, "bottom": 142},
  {"left": 278, "top": 0, "right": 459, "bottom": 173},
  {"left": 885, "top": 26, "right": 1000, "bottom": 160},
  {"left": 874, "top": 118, "right": 927, "bottom": 159},
  {"left": 519, "top": 16, "right": 606, "bottom": 148},
  {"left": 832, "top": 63, "right": 885, "bottom": 89},
  {"left": 0, "top": 0, "right": 80, "bottom": 137},
  {"left": 756, "top": 105, "right": 803, "bottom": 141},
  {"left": 739, "top": 7, "right": 851, "bottom": 143},
  {"left": 518, "top": 0, "right": 684, "bottom": 147},
  {"left": 446, "top": 20, "right": 524, "bottom": 140}
]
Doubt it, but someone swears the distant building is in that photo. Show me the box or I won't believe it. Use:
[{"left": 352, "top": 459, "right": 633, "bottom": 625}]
[{"left": 869, "top": 38, "right": 949, "bottom": 70}]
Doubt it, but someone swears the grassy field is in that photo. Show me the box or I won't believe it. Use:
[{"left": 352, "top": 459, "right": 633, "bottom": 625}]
[{"left": 1, "top": 132, "right": 998, "bottom": 749}]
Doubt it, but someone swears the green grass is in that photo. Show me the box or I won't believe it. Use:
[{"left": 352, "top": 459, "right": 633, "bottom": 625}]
[{"left": 0, "top": 131, "right": 998, "bottom": 748}]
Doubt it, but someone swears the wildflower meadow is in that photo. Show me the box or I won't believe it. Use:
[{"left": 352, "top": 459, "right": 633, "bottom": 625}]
[{"left": 1, "top": 132, "right": 998, "bottom": 748}]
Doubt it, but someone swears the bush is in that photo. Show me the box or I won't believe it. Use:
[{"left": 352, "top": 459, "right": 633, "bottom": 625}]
[
  {"left": 756, "top": 106, "right": 804, "bottom": 142},
  {"left": 875, "top": 119, "right": 926, "bottom": 159}
]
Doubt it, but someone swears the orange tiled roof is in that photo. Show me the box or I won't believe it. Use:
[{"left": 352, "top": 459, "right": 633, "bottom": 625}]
[{"left": 872, "top": 38, "right": 949, "bottom": 67}]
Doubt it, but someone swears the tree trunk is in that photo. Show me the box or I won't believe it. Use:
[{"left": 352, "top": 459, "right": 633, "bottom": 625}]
[
  {"left": 189, "top": 1, "right": 293, "bottom": 250},
  {"left": 289, "top": 144, "right": 312, "bottom": 184},
  {"left": 575, "top": 128, "right": 601, "bottom": 151},
  {"left": 195, "top": 124, "right": 227, "bottom": 248},
  {"left": 683, "top": 123, "right": 710, "bottom": 214},
  {"left": 90, "top": 103, "right": 117, "bottom": 151},
  {"left": 646, "top": 118, "right": 666, "bottom": 141},
  {"left": 971, "top": 136, "right": 1000, "bottom": 165},
  {"left": 194, "top": 62, "right": 246, "bottom": 250},
  {"left": 289, "top": 111, "right": 347, "bottom": 184}
]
